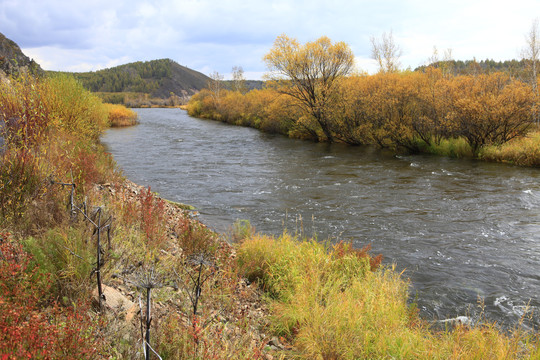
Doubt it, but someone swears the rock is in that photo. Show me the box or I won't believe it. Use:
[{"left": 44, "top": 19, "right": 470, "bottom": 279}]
[
  {"left": 125, "top": 303, "right": 139, "bottom": 323},
  {"left": 93, "top": 284, "right": 136, "bottom": 321},
  {"left": 438, "top": 316, "right": 472, "bottom": 326},
  {"left": 268, "top": 336, "right": 284, "bottom": 350}
]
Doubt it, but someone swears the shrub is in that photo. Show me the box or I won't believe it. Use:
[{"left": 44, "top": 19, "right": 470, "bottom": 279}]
[
  {"left": 139, "top": 187, "right": 168, "bottom": 249},
  {"left": 174, "top": 216, "right": 218, "bottom": 257},
  {"left": 105, "top": 103, "right": 138, "bottom": 127},
  {"left": 44, "top": 73, "right": 108, "bottom": 140},
  {"left": 0, "top": 234, "right": 105, "bottom": 359},
  {"left": 0, "top": 147, "right": 46, "bottom": 225}
]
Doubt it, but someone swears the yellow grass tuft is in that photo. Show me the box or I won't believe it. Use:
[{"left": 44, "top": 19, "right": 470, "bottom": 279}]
[
  {"left": 481, "top": 131, "right": 540, "bottom": 167},
  {"left": 105, "top": 103, "right": 138, "bottom": 127},
  {"left": 237, "top": 233, "right": 540, "bottom": 359}
]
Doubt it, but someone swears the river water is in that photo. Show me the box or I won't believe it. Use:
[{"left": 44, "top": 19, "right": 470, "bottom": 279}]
[{"left": 102, "top": 108, "right": 540, "bottom": 328}]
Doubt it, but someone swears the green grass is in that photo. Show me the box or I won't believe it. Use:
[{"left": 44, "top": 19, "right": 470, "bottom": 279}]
[{"left": 422, "top": 137, "right": 474, "bottom": 158}]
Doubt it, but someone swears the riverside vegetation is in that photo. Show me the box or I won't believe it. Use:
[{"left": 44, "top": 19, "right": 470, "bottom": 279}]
[
  {"left": 188, "top": 35, "right": 540, "bottom": 167},
  {"left": 2, "top": 70, "right": 540, "bottom": 358}
]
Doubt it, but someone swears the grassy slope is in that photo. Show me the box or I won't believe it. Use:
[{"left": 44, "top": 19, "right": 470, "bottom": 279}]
[{"left": 1, "top": 73, "right": 540, "bottom": 359}]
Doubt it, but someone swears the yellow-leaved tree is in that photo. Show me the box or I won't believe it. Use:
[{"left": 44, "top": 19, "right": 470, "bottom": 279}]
[{"left": 263, "top": 35, "right": 355, "bottom": 142}]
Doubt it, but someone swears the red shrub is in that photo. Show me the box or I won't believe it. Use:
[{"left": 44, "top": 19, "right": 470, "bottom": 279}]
[
  {"left": 0, "top": 234, "right": 106, "bottom": 359},
  {"left": 332, "top": 241, "right": 383, "bottom": 271},
  {"left": 139, "top": 187, "right": 167, "bottom": 247}
]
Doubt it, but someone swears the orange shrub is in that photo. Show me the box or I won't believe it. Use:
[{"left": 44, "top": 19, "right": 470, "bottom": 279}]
[{"left": 188, "top": 71, "right": 537, "bottom": 160}]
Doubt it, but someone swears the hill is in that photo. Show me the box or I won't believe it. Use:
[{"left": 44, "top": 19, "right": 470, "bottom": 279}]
[
  {"left": 0, "top": 32, "right": 42, "bottom": 78},
  {"left": 64, "top": 59, "right": 211, "bottom": 102},
  {"left": 223, "top": 79, "right": 265, "bottom": 91}
]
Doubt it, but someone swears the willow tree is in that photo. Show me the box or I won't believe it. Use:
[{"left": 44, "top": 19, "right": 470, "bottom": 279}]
[
  {"left": 370, "top": 30, "right": 402, "bottom": 74},
  {"left": 522, "top": 18, "right": 539, "bottom": 124},
  {"left": 207, "top": 70, "right": 224, "bottom": 107},
  {"left": 263, "top": 35, "right": 355, "bottom": 142}
]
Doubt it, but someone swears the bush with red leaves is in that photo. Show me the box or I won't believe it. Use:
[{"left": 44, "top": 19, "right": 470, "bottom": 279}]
[{"left": 0, "top": 233, "right": 106, "bottom": 359}]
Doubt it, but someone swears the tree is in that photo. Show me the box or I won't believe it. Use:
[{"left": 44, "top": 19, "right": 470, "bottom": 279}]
[
  {"left": 207, "top": 70, "right": 224, "bottom": 107},
  {"left": 370, "top": 30, "right": 402, "bottom": 73},
  {"left": 522, "top": 18, "right": 540, "bottom": 124},
  {"left": 427, "top": 46, "right": 440, "bottom": 68},
  {"left": 448, "top": 73, "right": 534, "bottom": 154},
  {"left": 263, "top": 35, "right": 355, "bottom": 142},
  {"left": 231, "top": 66, "right": 247, "bottom": 94},
  {"left": 441, "top": 48, "right": 454, "bottom": 77}
]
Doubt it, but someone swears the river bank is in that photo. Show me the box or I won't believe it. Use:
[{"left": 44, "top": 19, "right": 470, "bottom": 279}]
[
  {"left": 2, "top": 75, "right": 540, "bottom": 358},
  {"left": 89, "top": 175, "right": 540, "bottom": 359},
  {"left": 104, "top": 107, "right": 540, "bottom": 330},
  {"left": 0, "top": 74, "right": 271, "bottom": 358},
  {"left": 187, "top": 71, "right": 540, "bottom": 167}
]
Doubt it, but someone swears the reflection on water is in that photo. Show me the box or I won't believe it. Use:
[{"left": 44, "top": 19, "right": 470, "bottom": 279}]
[{"left": 102, "top": 108, "right": 540, "bottom": 328}]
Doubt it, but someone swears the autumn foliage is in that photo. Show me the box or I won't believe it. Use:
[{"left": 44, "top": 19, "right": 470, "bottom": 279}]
[
  {"left": 105, "top": 103, "right": 138, "bottom": 127},
  {"left": 0, "top": 234, "right": 103, "bottom": 359},
  {"left": 189, "top": 69, "right": 535, "bottom": 158},
  {"left": 189, "top": 35, "right": 537, "bottom": 164}
]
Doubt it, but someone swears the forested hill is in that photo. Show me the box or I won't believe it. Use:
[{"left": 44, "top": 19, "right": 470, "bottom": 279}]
[
  {"left": 63, "top": 59, "right": 211, "bottom": 99},
  {"left": 415, "top": 58, "right": 532, "bottom": 78},
  {"left": 0, "top": 32, "right": 42, "bottom": 77}
]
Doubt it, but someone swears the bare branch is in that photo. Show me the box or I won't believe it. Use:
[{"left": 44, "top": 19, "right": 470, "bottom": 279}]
[{"left": 371, "top": 30, "right": 402, "bottom": 73}]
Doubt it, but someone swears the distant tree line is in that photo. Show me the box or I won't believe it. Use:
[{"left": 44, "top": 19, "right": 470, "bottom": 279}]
[{"left": 415, "top": 59, "right": 534, "bottom": 79}]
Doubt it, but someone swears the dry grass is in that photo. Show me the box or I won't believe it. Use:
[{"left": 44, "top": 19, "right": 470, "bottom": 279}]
[
  {"left": 237, "top": 233, "right": 540, "bottom": 359},
  {"left": 480, "top": 131, "right": 540, "bottom": 167},
  {"left": 3, "top": 72, "right": 540, "bottom": 359},
  {"left": 105, "top": 103, "right": 138, "bottom": 127}
]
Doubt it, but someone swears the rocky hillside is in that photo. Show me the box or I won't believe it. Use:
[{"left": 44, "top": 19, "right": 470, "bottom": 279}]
[
  {"left": 0, "top": 32, "right": 42, "bottom": 77},
  {"left": 67, "top": 58, "right": 211, "bottom": 99}
]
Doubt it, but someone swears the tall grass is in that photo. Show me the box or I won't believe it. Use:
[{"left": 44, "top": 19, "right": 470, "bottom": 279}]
[
  {"left": 237, "top": 233, "right": 540, "bottom": 359},
  {"left": 422, "top": 137, "right": 474, "bottom": 158},
  {"left": 23, "top": 226, "right": 96, "bottom": 301},
  {"left": 0, "top": 74, "right": 51, "bottom": 147},
  {"left": 480, "top": 131, "right": 540, "bottom": 166}
]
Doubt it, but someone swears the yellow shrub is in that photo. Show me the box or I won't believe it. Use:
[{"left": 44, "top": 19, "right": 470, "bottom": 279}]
[
  {"left": 44, "top": 74, "right": 109, "bottom": 140},
  {"left": 105, "top": 103, "right": 138, "bottom": 127}
]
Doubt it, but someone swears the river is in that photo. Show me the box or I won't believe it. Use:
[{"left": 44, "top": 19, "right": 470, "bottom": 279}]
[{"left": 102, "top": 108, "right": 540, "bottom": 329}]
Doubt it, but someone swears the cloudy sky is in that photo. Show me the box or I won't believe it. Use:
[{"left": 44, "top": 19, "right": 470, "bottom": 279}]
[{"left": 0, "top": 0, "right": 538, "bottom": 79}]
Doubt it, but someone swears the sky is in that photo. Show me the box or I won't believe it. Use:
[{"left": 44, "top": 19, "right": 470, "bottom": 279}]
[{"left": 0, "top": 0, "right": 538, "bottom": 80}]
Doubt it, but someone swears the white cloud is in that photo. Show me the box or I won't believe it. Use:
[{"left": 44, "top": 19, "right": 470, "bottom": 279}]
[{"left": 354, "top": 57, "right": 378, "bottom": 74}]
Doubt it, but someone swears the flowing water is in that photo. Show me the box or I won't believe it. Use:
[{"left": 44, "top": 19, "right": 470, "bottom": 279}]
[{"left": 102, "top": 108, "right": 540, "bottom": 328}]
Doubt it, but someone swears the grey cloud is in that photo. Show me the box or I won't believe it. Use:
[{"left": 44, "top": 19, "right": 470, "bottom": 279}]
[{"left": 1, "top": 0, "right": 535, "bottom": 79}]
